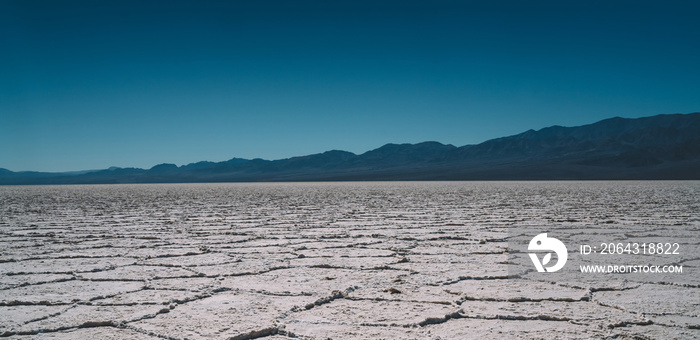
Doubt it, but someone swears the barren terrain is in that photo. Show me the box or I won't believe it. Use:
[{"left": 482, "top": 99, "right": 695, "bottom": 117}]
[{"left": 1, "top": 182, "right": 698, "bottom": 339}]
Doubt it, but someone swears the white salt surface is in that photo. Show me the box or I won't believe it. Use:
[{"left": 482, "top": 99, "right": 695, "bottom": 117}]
[{"left": 0, "top": 181, "right": 699, "bottom": 339}]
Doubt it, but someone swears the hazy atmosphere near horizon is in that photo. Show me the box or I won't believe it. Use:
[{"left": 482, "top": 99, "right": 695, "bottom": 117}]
[{"left": 2, "top": 1, "right": 700, "bottom": 172}]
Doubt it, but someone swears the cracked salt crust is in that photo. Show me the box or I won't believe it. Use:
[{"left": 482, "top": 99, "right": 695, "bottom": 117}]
[{"left": 1, "top": 181, "right": 699, "bottom": 339}]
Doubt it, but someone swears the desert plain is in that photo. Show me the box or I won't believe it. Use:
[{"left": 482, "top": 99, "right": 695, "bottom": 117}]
[{"left": 1, "top": 181, "right": 699, "bottom": 339}]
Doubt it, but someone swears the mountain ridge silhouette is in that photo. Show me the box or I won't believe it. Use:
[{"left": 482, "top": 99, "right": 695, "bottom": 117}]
[{"left": 2, "top": 112, "right": 699, "bottom": 184}]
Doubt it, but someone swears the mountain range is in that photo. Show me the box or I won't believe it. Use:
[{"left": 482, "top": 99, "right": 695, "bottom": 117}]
[{"left": 2, "top": 112, "right": 699, "bottom": 184}]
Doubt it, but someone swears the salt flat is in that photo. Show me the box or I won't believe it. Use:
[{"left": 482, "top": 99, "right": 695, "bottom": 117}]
[{"left": 1, "top": 182, "right": 699, "bottom": 339}]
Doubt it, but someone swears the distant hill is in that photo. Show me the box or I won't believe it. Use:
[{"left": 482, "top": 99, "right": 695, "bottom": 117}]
[{"left": 2, "top": 112, "right": 699, "bottom": 184}]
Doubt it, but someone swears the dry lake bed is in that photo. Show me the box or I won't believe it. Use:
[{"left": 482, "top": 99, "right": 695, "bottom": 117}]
[{"left": 1, "top": 181, "right": 699, "bottom": 339}]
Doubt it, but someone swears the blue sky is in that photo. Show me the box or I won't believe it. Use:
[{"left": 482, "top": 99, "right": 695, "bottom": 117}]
[{"left": 2, "top": 1, "right": 699, "bottom": 172}]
